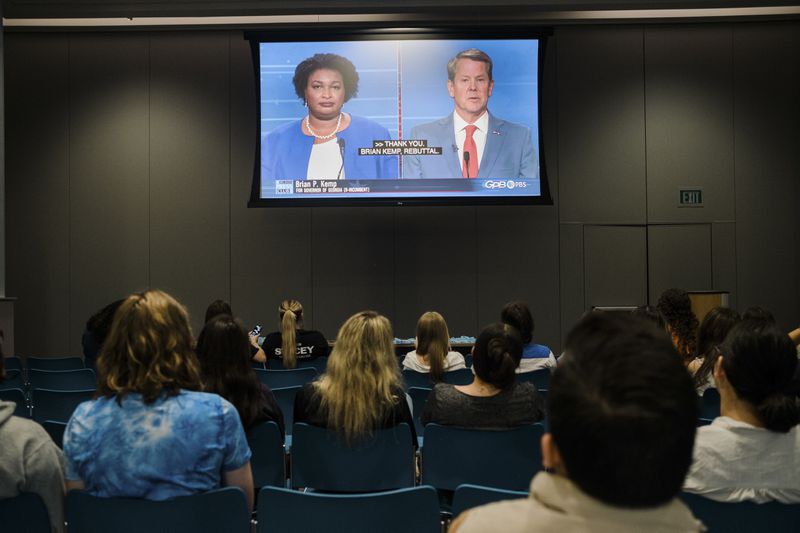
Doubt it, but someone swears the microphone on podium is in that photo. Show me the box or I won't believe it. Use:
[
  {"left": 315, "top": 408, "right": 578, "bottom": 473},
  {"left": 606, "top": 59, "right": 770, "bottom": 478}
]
[
  {"left": 336, "top": 138, "right": 346, "bottom": 180},
  {"left": 463, "top": 151, "right": 471, "bottom": 179}
]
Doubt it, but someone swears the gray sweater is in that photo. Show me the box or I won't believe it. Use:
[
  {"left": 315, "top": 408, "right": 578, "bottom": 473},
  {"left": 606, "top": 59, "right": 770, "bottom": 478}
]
[
  {"left": 420, "top": 382, "right": 545, "bottom": 430},
  {"left": 0, "top": 400, "right": 65, "bottom": 532}
]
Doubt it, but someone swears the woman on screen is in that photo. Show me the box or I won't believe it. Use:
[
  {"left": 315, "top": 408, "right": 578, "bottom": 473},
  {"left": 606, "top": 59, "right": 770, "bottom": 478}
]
[{"left": 262, "top": 53, "right": 398, "bottom": 181}]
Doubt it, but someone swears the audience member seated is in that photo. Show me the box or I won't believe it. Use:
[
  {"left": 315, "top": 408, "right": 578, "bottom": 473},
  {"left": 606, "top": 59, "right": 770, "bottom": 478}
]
[
  {"left": 197, "top": 314, "right": 285, "bottom": 437},
  {"left": 741, "top": 306, "right": 776, "bottom": 325},
  {"left": 451, "top": 313, "right": 702, "bottom": 533},
  {"left": 63, "top": 290, "right": 254, "bottom": 509},
  {"left": 262, "top": 299, "right": 329, "bottom": 369},
  {"left": 402, "top": 311, "right": 466, "bottom": 381},
  {"left": 421, "top": 323, "right": 544, "bottom": 430},
  {"left": 500, "top": 301, "right": 556, "bottom": 373},
  {"left": 684, "top": 320, "right": 800, "bottom": 502},
  {"left": 81, "top": 298, "right": 124, "bottom": 369},
  {"left": 632, "top": 304, "right": 667, "bottom": 331},
  {"left": 293, "top": 310, "right": 416, "bottom": 446},
  {"left": 205, "top": 298, "right": 266, "bottom": 363},
  {"left": 687, "top": 307, "right": 741, "bottom": 396},
  {"left": 0, "top": 354, "right": 65, "bottom": 532},
  {"left": 657, "top": 287, "right": 699, "bottom": 364}
]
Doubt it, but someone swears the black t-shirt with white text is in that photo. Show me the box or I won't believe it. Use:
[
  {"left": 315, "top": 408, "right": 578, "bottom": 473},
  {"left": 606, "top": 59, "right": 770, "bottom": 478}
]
[{"left": 262, "top": 329, "right": 330, "bottom": 362}]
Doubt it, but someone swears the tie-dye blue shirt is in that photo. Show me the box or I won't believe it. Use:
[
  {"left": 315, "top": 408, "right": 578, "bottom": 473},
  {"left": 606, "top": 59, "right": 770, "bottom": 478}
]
[{"left": 63, "top": 390, "right": 251, "bottom": 500}]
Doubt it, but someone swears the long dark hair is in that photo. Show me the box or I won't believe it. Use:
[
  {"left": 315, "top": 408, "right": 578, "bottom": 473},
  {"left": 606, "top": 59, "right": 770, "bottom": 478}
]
[
  {"left": 693, "top": 307, "right": 741, "bottom": 389},
  {"left": 657, "top": 288, "right": 699, "bottom": 361},
  {"left": 197, "top": 314, "right": 266, "bottom": 433},
  {"left": 722, "top": 321, "right": 799, "bottom": 433},
  {"left": 472, "top": 323, "right": 522, "bottom": 390}
]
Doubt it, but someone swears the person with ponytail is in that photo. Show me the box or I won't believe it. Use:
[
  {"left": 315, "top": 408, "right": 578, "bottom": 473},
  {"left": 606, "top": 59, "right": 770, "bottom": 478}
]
[
  {"left": 421, "top": 323, "right": 544, "bottom": 429},
  {"left": 687, "top": 307, "right": 741, "bottom": 395},
  {"left": 684, "top": 320, "right": 800, "bottom": 502},
  {"left": 293, "top": 311, "right": 416, "bottom": 446},
  {"left": 402, "top": 311, "right": 466, "bottom": 382},
  {"left": 262, "top": 300, "right": 329, "bottom": 369}
]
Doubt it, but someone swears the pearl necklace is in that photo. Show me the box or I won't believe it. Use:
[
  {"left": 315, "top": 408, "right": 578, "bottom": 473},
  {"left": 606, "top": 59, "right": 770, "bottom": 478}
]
[{"left": 305, "top": 113, "right": 342, "bottom": 140}]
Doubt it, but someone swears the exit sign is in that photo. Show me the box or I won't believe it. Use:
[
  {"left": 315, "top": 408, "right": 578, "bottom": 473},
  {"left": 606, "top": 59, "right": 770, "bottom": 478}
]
[{"left": 679, "top": 188, "right": 703, "bottom": 207}]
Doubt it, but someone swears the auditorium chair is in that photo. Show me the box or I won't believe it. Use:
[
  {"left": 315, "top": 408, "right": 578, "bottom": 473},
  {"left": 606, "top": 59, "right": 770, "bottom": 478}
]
[
  {"left": 31, "top": 388, "right": 95, "bottom": 422},
  {"left": 26, "top": 356, "right": 85, "bottom": 371},
  {"left": 248, "top": 421, "right": 286, "bottom": 490},
  {"left": 0, "top": 492, "right": 51, "bottom": 533},
  {"left": 681, "top": 492, "right": 800, "bottom": 532},
  {"left": 28, "top": 368, "right": 97, "bottom": 391},
  {"left": 517, "top": 368, "right": 551, "bottom": 390},
  {"left": 254, "top": 367, "right": 317, "bottom": 389},
  {"left": 0, "top": 388, "right": 29, "bottom": 417},
  {"left": 700, "top": 388, "right": 721, "bottom": 419},
  {"left": 41, "top": 420, "right": 68, "bottom": 448},
  {"left": 451, "top": 484, "right": 528, "bottom": 518}
]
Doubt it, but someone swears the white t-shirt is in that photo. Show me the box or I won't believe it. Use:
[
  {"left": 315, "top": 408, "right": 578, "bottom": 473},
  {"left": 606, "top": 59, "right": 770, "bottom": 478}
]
[
  {"left": 684, "top": 416, "right": 800, "bottom": 503},
  {"left": 402, "top": 350, "right": 466, "bottom": 373}
]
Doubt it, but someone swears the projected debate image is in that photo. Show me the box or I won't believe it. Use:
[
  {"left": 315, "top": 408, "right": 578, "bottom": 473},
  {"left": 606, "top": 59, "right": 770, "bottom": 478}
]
[{"left": 257, "top": 38, "right": 542, "bottom": 203}]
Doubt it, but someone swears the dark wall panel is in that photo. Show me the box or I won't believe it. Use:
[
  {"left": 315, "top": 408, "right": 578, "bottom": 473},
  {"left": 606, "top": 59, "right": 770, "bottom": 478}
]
[
  {"left": 68, "top": 34, "right": 150, "bottom": 353},
  {"left": 645, "top": 25, "right": 735, "bottom": 224},
  {"left": 557, "top": 26, "right": 646, "bottom": 224},
  {"left": 6, "top": 34, "right": 71, "bottom": 355},
  {"left": 711, "top": 221, "right": 736, "bottom": 309},
  {"left": 584, "top": 225, "right": 647, "bottom": 308},
  {"left": 559, "top": 223, "right": 583, "bottom": 342},
  {"left": 647, "top": 224, "right": 712, "bottom": 303},
  {"left": 149, "top": 32, "right": 232, "bottom": 333},
  {"left": 733, "top": 23, "right": 799, "bottom": 329}
]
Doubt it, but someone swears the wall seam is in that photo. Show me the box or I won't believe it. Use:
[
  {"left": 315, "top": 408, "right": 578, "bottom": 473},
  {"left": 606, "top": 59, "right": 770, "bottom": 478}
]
[
  {"left": 730, "top": 25, "right": 738, "bottom": 306},
  {"left": 67, "top": 35, "right": 72, "bottom": 349},
  {"left": 228, "top": 32, "right": 232, "bottom": 301},
  {"left": 641, "top": 25, "right": 651, "bottom": 304},
  {"left": 147, "top": 32, "right": 152, "bottom": 289}
]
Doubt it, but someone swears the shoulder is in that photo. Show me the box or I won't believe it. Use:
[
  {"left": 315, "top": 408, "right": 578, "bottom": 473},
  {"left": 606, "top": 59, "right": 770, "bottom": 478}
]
[
  {"left": 3, "top": 413, "right": 54, "bottom": 446},
  {"left": 300, "top": 329, "right": 327, "bottom": 342},
  {"left": 457, "top": 499, "right": 534, "bottom": 533},
  {"left": 411, "top": 116, "right": 451, "bottom": 136},
  {"left": 346, "top": 115, "right": 390, "bottom": 136},
  {"left": 430, "top": 382, "right": 459, "bottom": 401},
  {"left": 265, "top": 120, "right": 302, "bottom": 141},
  {"left": 489, "top": 114, "right": 531, "bottom": 138}
]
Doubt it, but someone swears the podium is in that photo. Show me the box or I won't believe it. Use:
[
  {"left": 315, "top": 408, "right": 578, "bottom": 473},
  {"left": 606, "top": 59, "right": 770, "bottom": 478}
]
[{"left": 688, "top": 291, "right": 730, "bottom": 323}]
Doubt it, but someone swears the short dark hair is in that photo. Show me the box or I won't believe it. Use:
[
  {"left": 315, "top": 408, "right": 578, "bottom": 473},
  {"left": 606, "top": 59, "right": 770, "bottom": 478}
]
[
  {"left": 204, "top": 299, "right": 232, "bottom": 324},
  {"left": 471, "top": 323, "right": 522, "bottom": 390},
  {"left": 500, "top": 301, "right": 534, "bottom": 344},
  {"left": 721, "top": 320, "right": 799, "bottom": 433},
  {"left": 741, "top": 306, "right": 776, "bottom": 325},
  {"left": 631, "top": 305, "right": 667, "bottom": 331},
  {"left": 292, "top": 53, "right": 359, "bottom": 102},
  {"left": 549, "top": 312, "right": 697, "bottom": 508}
]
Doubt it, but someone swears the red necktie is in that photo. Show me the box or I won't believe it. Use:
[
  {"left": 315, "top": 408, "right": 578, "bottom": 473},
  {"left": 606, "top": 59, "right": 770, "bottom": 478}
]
[{"left": 462, "top": 124, "right": 478, "bottom": 179}]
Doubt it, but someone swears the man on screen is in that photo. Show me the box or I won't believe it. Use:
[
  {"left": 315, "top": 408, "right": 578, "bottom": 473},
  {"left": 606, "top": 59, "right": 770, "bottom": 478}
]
[{"left": 404, "top": 48, "right": 537, "bottom": 179}]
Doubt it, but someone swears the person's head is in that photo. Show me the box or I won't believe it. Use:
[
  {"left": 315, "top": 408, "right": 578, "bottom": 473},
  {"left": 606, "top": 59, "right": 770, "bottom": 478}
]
[
  {"left": 446, "top": 48, "right": 494, "bottom": 123},
  {"left": 415, "top": 311, "right": 451, "bottom": 382},
  {"left": 86, "top": 299, "right": 125, "bottom": 339},
  {"left": 716, "top": 320, "right": 799, "bottom": 433},
  {"left": 631, "top": 305, "right": 667, "bottom": 332},
  {"left": 545, "top": 312, "right": 697, "bottom": 508},
  {"left": 197, "top": 314, "right": 265, "bottom": 433},
  {"left": 692, "top": 306, "right": 741, "bottom": 389},
  {"left": 204, "top": 299, "right": 232, "bottom": 324},
  {"left": 293, "top": 53, "right": 359, "bottom": 121},
  {"left": 318, "top": 310, "right": 401, "bottom": 443},
  {"left": 279, "top": 299, "right": 304, "bottom": 369},
  {"left": 656, "top": 288, "right": 699, "bottom": 359},
  {"left": 500, "top": 301, "right": 534, "bottom": 344},
  {"left": 472, "top": 323, "right": 523, "bottom": 390},
  {"left": 97, "top": 290, "right": 201, "bottom": 404},
  {"left": 741, "top": 306, "right": 776, "bottom": 325}
]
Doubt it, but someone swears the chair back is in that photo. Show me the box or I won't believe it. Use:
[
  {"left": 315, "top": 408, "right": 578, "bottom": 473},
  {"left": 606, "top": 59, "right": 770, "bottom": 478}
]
[
  {"left": 464, "top": 354, "right": 473, "bottom": 368},
  {"left": 402, "top": 369, "right": 433, "bottom": 389},
  {"left": 422, "top": 423, "right": 544, "bottom": 491},
  {"left": 700, "top": 388, "right": 721, "bottom": 419},
  {"left": 681, "top": 492, "right": 800, "bottom": 533},
  {"left": 0, "top": 492, "right": 51, "bottom": 533},
  {"left": 31, "top": 388, "right": 95, "bottom": 422},
  {"left": 452, "top": 484, "right": 528, "bottom": 517},
  {"left": 268, "top": 357, "right": 328, "bottom": 373},
  {"left": 0, "top": 369, "right": 25, "bottom": 390},
  {"left": 248, "top": 421, "right": 285, "bottom": 489},
  {"left": 26, "top": 356, "right": 84, "bottom": 371},
  {"left": 65, "top": 487, "right": 250, "bottom": 533},
  {"left": 42, "top": 420, "right": 68, "bottom": 448},
  {"left": 517, "top": 368, "right": 550, "bottom": 390},
  {"left": 255, "top": 368, "right": 317, "bottom": 389},
  {"left": 291, "top": 422, "right": 415, "bottom": 491},
  {"left": 271, "top": 386, "right": 300, "bottom": 438},
  {"left": 256, "top": 485, "right": 441, "bottom": 533},
  {"left": 407, "top": 387, "right": 432, "bottom": 439},
  {"left": 0, "top": 388, "right": 29, "bottom": 417},
  {"left": 2, "top": 356, "right": 23, "bottom": 371},
  {"left": 28, "top": 368, "right": 97, "bottom": 390},
  {"left": 441, "top": 368, "right": 474, "bottom": 385}
]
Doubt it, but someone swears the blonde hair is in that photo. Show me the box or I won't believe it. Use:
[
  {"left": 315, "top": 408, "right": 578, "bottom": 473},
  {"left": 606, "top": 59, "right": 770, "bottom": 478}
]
[
  {"left": 316, "top": 311, "right": 402, "bottom": 443},
  {"left": 97, "top": 290, "right": 201, "bottom": 404},
  {"left": 416, "top": 311, "right": 451, "bottom": 382},
  {"left": 279, "top": 299, "right": 303, "bottom": 369}
]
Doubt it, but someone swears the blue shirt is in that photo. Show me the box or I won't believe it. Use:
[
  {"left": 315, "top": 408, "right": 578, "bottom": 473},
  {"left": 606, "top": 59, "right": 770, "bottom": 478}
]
[
  {"left": 522, "top": 343, "right": 552, "bottom": 359},
  {"left": 64, "top": 390, "right": 251, "bottom": 500}
]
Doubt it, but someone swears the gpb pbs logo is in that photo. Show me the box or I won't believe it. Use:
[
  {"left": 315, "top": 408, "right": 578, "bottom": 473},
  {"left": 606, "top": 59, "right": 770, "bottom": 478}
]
[{"left": 483, "top": 180, "right": 529, "bottom": 190}]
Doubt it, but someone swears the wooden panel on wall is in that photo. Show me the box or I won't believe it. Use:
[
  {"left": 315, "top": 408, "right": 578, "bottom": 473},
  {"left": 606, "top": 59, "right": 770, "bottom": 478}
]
[
  {"left": 557, "top": 26, "right": 646, "bottom": 224},
  {"left": 477, "top": 205, "right": 560, "bottom": 351},
  {"left": 645, "top": 25, "right": 735, "bottom": 224},
  {"left": 5, "top": 34, "right": 71, "bottom": 355},
  {"left": 394, "top": 206, "right": 477, "bottom": 339},
  {"left": 68, "top": 33, "right": 150, "bottom": 353},
  {"left": 733, "top": 23, "right": 799, "bottom": 329},
  {"left": 647, "top": 224, "right": 712, "bottom": 304},
  {"left": 149, "top": 32, "right": 231, "bottom": 334},
  {"left": 311, "top": 208, "right": 395, "bottom": 339},
  {"left": 584, "top": 225, "right": 647, "bottom": 309}
]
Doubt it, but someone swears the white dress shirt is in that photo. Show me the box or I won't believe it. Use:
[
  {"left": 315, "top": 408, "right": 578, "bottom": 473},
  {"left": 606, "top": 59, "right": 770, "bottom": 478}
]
[{"left": 453, "top": 111, "right": 489, "bottom": 173}]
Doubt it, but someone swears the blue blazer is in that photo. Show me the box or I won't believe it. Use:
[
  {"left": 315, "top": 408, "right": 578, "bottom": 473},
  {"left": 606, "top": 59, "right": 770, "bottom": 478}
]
[
  {"left": 262, "top": 115, "right": 398, "bottom": 180},
  {"left": 404, "top": 113, "right": 537, "bottom": 179}
]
